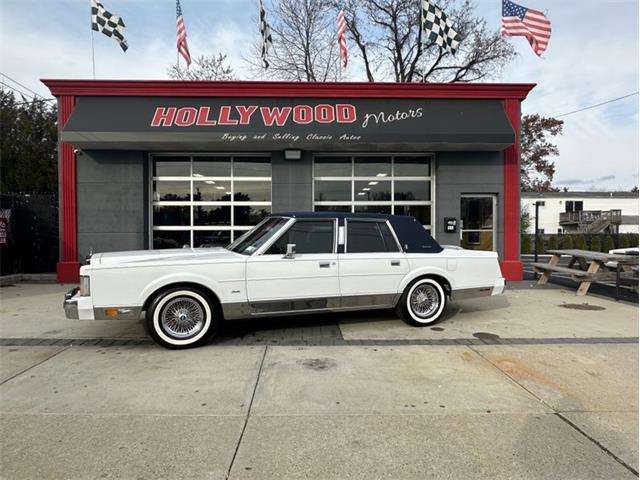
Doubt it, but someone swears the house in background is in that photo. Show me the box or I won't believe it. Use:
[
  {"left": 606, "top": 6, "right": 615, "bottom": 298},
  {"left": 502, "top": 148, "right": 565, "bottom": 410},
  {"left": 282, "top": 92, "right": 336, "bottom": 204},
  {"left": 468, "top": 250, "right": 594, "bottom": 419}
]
[{"left": 521, "top": 191, "right": 639, "bottom": 235}]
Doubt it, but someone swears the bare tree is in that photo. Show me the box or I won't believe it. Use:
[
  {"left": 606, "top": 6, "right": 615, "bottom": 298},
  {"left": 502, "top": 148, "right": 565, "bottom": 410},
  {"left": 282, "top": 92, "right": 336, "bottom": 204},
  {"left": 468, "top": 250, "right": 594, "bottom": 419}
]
[
  {"left": 246, "top": 0, "right": 342, "bottom": 81},
  {"left": 342, "top": 0, "right": 517, "bottom": 82},
  {"left": 168, "top": 53, "right": 235, "bottom": 80},
  {"left": 258, "top": 0, "right": 516, "bottom": 82}
]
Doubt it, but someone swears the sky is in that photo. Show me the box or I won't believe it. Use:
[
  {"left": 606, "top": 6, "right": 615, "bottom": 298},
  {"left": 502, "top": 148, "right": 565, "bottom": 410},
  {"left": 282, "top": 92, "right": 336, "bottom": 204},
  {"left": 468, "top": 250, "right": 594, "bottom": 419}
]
[{"left": 0, "top": 0, "right": 638, "bottom": 192}]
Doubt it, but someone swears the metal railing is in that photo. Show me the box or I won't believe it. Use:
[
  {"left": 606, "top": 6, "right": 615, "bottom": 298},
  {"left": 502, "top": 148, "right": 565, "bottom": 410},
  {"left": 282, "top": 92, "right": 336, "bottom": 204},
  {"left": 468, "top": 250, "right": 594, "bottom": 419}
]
[{"left": 559, "top": 209, "right": 622, "bottom": 225}]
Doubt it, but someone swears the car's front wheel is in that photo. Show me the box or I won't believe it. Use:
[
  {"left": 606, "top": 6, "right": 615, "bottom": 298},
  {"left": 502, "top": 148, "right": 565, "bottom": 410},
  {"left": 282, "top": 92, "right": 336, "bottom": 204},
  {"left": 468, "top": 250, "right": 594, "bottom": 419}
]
[
  {"left": 396, "top": 278, "right": 447, "bottom": 327},
  {"left": 146, "top": 288, "right": 217, "bottom": 349}
]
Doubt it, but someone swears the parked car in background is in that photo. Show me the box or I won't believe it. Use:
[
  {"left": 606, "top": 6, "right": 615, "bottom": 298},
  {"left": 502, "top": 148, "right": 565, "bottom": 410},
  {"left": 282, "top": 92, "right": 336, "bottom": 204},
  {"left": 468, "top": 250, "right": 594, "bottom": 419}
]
[{"left": 64, "top": 213, "right": 505, "bottom": 349}]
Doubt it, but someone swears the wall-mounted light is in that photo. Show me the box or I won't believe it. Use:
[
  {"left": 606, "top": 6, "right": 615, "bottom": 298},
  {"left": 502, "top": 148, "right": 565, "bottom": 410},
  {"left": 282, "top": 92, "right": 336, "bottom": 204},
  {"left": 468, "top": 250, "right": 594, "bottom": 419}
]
[{"left": 284, "top": 149, "right": 302, "bottom": 160}]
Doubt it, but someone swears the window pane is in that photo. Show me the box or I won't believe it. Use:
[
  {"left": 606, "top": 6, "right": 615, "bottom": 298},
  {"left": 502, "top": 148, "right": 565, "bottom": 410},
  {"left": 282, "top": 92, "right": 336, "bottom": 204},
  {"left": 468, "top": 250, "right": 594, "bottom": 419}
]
[
  {"left": 394, "top": 181, "right": 430, "bottom": 201},
  {"left": 267, "top": 220, "right": 335, "bottom": 254},
  {"left": 314, "top": 205, "right": 352, "bottom": 213},
  {"left": 395, "top": 205, "right": 431, "bottom": 226},
  {"left": 193, "top": 206, "right": 231, "bottom": 226},
  {"left": 153, "top": 206, "right": 190, "bottom": 226},
  {"left": 193, "top": 180, "right": 232, "bottom": 202},
  {"left": 154, "top": 181, "right": 190, "bottom": 201},
  {"left": 234, "top": 181, "right": 271, "bottom": 202},
  {"left": 229, "top": 217, "right": 288, "bottom": 255},
  {"left": 194, "top": 231, "right": 231, "bottom": 248},
  {"left": 394, "top": 156, "right": 430, "bottom": 177},
  {"left": 315, "top": 156, "right": 351, "bottom": 176},
  {"left": 314, "top": 181, "right": 351, "bottom": 201},
  {"left": 461, "top": 231, "right": 494, "bottom": 251},
  {"left": 354, "top": 156, "right": 392, "bottom": 177},
  {"left": 347, "top": 221, "right": 397, "bottom": 253},
  {"left": 234, "top": 206, "right": 271, "bottom": 226},
  {"left": 234, "top": 156, "right": 271, "bottom": 177},
  {"left": 193, "top": 157, "right": 231, "bottom": 177},
  {"left": 461, "top": 197, "right": 494, "bottom": 230},
  {"left": 355, "top": 181, "right": 391, "bottom": 201},
  {"left": 153, "top": 231, "right": 190, "bottom": 249},
  {"left": 354, "top": 205, "right": 391, "bottom": 215},
  {"left": 153, "top": 156, "right": 190, "bottom": 176}
]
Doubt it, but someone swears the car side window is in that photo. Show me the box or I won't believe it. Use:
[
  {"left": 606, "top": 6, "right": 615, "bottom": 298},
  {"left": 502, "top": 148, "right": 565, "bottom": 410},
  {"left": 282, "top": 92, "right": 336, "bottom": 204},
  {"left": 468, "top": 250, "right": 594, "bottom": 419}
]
[
  {"left": 266, "top": 220, "right": 335, "bottom": 255},
  {"left": 346, "top": 220, "right": 399, "bottom": 253}
]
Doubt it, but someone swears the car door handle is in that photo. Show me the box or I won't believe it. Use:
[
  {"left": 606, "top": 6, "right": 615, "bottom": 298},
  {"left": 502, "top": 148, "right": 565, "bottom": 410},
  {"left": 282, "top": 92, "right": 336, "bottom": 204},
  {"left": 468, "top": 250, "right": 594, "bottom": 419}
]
[
  {"left": 319, "top": 262, "right": 331, "bottom": 268},
  {"left": 391, "top": 261, "right": 401, "bottom": 266}
]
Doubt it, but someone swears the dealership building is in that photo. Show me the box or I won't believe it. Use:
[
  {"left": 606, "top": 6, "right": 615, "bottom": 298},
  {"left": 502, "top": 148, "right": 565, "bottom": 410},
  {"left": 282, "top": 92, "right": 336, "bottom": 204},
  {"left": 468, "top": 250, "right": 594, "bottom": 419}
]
[{"left": 43, "top": 80, "right": 534, "bottom": 283}]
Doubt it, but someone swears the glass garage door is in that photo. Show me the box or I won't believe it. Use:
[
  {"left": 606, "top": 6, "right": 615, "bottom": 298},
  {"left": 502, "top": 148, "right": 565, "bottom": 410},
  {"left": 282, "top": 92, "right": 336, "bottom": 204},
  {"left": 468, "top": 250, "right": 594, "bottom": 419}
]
[
  {"left": 151, "top": 154, "right": 272, "bottom": 249},
  {"left": 313, "top": 154, "right": 433, "bottom": 230}
]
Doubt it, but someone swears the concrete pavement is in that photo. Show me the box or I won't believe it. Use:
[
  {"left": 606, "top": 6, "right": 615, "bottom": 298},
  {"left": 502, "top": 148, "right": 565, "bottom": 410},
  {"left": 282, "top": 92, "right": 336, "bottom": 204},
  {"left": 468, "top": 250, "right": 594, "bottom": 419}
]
[{"left": 0, "top": 282, "right": 638, "bottom": 479}]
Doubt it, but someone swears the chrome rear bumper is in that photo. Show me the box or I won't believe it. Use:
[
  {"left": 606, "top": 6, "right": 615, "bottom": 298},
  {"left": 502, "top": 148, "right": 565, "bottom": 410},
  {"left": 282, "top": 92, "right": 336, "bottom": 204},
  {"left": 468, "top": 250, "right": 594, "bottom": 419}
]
[{"left": 63, "top": 287, "right": 80, "bottom": 319}]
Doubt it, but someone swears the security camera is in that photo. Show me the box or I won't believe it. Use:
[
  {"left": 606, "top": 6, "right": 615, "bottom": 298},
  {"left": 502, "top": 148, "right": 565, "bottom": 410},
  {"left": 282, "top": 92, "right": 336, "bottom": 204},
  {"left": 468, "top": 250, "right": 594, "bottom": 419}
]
[{"left": 73, "top": 148, "right": 79, "bottom": 154}]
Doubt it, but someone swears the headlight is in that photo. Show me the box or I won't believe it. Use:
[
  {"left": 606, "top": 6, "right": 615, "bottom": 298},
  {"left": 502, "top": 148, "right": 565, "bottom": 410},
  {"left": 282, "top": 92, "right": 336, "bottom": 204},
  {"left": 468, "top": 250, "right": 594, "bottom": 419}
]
[{"left": 80, "top": 276, "right": 91, "bottom": 297}]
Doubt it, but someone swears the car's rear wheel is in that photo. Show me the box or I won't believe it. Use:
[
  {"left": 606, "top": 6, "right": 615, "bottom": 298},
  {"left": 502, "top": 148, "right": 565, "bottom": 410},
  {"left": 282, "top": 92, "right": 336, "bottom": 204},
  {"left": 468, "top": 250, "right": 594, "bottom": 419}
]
[
  {"left": 396, "top": 278, "right": 447, "bottom": 327},
  {"left": 146, "top": 288, "right": 216, "bottom": 349}
]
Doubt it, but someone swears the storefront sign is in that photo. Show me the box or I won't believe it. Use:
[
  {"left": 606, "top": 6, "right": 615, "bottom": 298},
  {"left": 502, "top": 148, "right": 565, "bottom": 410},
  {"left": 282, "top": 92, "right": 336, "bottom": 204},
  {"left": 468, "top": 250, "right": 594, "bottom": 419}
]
[{"left": 62, "top": 97, "right": 515, "bottom": 151}]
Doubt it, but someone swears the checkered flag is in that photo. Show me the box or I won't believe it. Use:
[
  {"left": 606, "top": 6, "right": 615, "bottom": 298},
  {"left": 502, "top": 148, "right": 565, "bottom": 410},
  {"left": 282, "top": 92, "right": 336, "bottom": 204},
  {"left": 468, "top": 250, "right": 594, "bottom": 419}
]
[
  {"left": 258, "top": 0, "right": 273, "bottom": 68},
  {"left": 421, "top": 0, "right": 460, "bottom": 54},
  {"left": 91, "top": 0, "right": 128, "bottom": 52}
]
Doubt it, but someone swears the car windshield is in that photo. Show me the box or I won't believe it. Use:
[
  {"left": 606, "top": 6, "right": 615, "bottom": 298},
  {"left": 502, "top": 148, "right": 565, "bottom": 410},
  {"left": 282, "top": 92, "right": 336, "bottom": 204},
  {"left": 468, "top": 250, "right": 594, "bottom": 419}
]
[{"left": 226, "top": 217, "right": 290, "bottom": 255}]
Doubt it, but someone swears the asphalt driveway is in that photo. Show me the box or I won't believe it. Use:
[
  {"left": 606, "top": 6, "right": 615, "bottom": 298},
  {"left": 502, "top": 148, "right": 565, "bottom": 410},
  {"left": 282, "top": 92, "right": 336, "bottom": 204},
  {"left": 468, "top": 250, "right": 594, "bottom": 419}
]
[{"left": 0, "top": 282, "right": 637, "bottom": 479}]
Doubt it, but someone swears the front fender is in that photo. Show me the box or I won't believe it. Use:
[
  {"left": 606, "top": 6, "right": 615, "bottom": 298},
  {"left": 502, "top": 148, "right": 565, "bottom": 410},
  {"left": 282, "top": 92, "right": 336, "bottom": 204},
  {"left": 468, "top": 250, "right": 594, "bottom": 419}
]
[
  {"left": 398, "top": 266, "right": 454, "bottom": 293},
  {"left": 138, "top": 272, "right": 224, "bottom": 306}
]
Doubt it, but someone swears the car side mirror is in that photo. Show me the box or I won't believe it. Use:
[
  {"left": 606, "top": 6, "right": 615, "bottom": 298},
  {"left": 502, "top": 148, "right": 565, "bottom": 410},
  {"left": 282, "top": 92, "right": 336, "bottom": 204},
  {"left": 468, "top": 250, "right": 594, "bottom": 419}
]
[{"left": 284, "top": 243, "right": 296, "bottom": 259}]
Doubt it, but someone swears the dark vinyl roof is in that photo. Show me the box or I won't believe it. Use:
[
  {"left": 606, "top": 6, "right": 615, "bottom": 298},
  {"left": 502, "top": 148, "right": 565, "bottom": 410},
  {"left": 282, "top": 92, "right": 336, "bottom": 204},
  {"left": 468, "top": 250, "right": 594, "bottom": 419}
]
[{"left": 271, "top": 212, "right": 443, "bottom": 254}]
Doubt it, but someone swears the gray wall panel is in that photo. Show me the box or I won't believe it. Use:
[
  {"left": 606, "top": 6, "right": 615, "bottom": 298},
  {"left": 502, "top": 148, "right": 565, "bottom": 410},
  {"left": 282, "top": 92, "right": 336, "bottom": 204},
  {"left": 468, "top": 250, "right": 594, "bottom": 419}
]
[
  {"left": 435, "top": 151, "right": 505, "bottom": 257},
  {"left": 77, "top": 150, "right": 147, "bottom": 260},
  {"left": 271, "top": 151, "right": 313, "bottom": 212},
  {"left": 77, "top": 233, "right": 146, "bottom": 256}
]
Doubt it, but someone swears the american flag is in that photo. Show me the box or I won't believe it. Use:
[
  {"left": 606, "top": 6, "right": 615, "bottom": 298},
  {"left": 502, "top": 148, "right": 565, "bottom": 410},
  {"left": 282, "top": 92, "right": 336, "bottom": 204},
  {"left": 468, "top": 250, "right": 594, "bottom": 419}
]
[
  {"left": 337, "top": 10, "right": 348, "bottom": 68},
  {"left": 176, "top": 0, "right": 191, "bottom": 66},
  {"left": 501, "top": 0, "right": 551, "bottom": 56}
]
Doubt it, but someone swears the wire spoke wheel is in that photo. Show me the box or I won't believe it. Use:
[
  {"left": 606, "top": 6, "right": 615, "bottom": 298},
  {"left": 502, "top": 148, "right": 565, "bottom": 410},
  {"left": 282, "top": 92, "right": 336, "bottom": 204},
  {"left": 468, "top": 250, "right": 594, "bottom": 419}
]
[
  {"left": 409, "top": 284, "right": 440, "bottom": 318},
  {"left": 160, "top": 296, "right": 205, "bottom": 339}
]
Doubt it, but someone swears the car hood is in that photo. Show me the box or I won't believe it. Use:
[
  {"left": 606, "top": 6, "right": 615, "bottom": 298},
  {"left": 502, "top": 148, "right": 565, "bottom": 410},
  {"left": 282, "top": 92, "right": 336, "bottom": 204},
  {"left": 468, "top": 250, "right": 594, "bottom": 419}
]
[{"left": 94, "top": 247, "right": 241, "bottom": 267}]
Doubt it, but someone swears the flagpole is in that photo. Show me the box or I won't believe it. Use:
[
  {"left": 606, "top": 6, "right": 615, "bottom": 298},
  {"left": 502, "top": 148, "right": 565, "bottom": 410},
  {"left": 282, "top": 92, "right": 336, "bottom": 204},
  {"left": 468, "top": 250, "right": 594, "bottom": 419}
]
[{"left": 90, "top": 0, "right": 96, "bottom": 79}]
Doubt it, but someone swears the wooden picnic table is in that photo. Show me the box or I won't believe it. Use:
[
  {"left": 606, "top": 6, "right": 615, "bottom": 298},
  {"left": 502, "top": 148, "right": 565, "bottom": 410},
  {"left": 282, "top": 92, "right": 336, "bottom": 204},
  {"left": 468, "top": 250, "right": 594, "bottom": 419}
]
[{"left": 532, "top": 249, "right": 638, "bottom": 296}]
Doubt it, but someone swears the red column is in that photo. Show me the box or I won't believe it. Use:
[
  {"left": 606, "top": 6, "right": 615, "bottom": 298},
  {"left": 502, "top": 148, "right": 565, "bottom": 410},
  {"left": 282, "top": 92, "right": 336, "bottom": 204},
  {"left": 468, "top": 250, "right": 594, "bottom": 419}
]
[
  {"left": 56, "top": 95, "right": 80, "bottom": 283},
  {"left": 500, "top": 98, "right": 523, "bottom": 281}
]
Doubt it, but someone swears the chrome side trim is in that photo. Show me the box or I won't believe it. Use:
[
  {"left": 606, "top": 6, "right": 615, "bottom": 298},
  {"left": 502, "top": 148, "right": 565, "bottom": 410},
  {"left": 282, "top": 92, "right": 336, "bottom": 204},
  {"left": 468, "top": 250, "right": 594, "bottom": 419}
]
[
  {"left": 222, "top": 293, "right": 400, "bottom": 320},
  {"left": 93, "top": 306, "right": 143, "bottom": 320},
  {"left": 450, "top": 287, "right": 493, "bottom": 301}
]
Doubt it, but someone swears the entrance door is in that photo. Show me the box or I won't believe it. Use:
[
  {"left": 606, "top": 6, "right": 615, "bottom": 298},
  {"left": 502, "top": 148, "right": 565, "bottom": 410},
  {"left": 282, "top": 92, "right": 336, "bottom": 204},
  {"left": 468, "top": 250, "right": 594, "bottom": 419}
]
[{"left": 460, "top": 195, "right": 497, "bottom": 251}]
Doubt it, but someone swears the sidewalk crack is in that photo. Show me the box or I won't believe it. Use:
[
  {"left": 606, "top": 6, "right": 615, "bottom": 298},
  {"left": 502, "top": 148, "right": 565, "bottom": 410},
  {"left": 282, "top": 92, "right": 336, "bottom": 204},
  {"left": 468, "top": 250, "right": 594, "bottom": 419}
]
[
  {"left": 225, "top": 345, "right": 268, "bottom": 480},
  {"left": 468, "top": 345, "right": 639, "bottom": 477}
]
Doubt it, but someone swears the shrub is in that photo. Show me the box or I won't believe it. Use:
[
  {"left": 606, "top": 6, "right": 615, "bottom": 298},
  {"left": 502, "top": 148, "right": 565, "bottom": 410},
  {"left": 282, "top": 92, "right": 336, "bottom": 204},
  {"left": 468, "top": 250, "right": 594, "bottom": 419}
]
[
  {"left": 547, "top": 235, "right": 558, "bottom": 250},
  {"left": 618, "top": 234, "right": 629, "bottom": 249},
  {"left": 535, "top": 235, "right": 545, "bottom": 255},
  {"left": 602, "top": 235, "right": 615, "bottom": 253},
  {"left": 562, "top": 235, "right": 574, "bottom": 249},
  {"left": 575, "top": 234, "right": 587, "bottom": 250},
  {"left": 521, "top": 235, "right": 532, "bottom": 254},
  {"left": 629, "top": 234, "right": 639, "bottom": 248},
  {"left": 590, "top": 235, "right": 602, "bottom": 252}
]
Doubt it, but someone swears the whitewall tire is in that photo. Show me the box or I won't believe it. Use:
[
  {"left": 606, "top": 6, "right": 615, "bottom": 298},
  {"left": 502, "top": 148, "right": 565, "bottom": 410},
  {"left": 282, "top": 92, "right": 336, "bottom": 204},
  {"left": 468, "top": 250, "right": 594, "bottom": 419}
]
[
  {"left": 397, "top": 278, "right": 447, "bottom": 327},
  {"left": 146, "top": 288, "right": 216, "bottom": 349}
]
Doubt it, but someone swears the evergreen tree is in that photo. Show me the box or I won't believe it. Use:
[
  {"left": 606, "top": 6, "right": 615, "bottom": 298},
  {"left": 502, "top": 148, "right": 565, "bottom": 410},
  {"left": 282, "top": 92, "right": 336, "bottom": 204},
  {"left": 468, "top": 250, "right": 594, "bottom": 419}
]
[
  {"left": 562, "top": 235, "right": 574, "bottom": 249},
  {"left": 0, "top": 91, "right": 58, "bottom": 193},
  {"left": 590, "top": 235, "right": 602, "bottom": 252}
]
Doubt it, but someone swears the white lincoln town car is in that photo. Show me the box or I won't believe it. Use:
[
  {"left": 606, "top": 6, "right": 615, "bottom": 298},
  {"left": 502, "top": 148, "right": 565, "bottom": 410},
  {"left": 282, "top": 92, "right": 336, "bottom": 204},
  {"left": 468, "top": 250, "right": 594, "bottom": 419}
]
[{"left": 64, "top": 212, "right": 504, "bottom": 349}]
